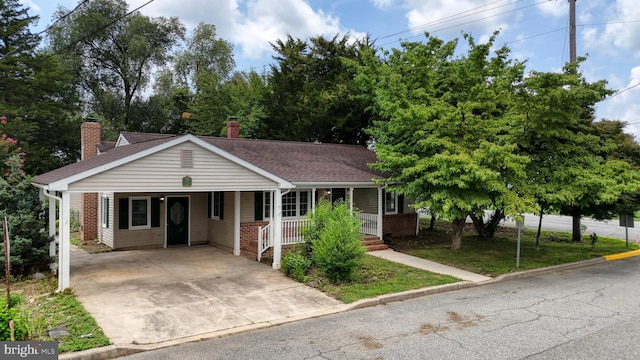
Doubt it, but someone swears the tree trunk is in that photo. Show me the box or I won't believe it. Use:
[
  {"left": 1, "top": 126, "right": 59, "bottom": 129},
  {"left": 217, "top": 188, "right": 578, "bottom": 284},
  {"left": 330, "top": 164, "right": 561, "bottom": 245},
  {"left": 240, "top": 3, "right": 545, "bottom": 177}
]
[
  {"left": 428, "top": 216, "right": 436, "bottom": 231},
  {"left": 572, "top": 213, "right": 582, "bottom": 242},
  {"left": 451, "top": 218, "right": 465, "bottom": 250},
  {"left": 535, "top": 211, "right": 543, "bottom": 251},
  {"left": 470, "top": 210, "right": 505, "bottom": 239}
]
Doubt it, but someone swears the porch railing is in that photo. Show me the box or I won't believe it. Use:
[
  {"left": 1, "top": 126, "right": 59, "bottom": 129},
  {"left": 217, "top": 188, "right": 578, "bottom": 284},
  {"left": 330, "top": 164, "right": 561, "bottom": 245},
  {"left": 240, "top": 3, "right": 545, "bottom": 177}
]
[
  {"left": 257, "top": 216, "right": 377, "bottom": 260},
  {"left": 257, "top": 223, "right": 272, "bottom": 261},
  {"left": 358, "top": 212, "right": 378, "bottom": 236}
]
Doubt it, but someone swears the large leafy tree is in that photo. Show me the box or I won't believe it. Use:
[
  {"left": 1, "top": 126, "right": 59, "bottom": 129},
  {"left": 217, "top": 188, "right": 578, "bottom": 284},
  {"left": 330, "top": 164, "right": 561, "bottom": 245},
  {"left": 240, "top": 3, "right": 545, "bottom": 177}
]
[
  {"left": 514, "top": 61, "right": 638, "bottom": 242},
  {"left": 359, "top": 33, "right": 532, "bottom": 249},
  {"left": 0, "top": 0, "right": 81, "bottom": 174},
  {"left": 261, "top": 34, "right": 374, "bottom": 144},
  {"left": 48, "top": 0, "right": 185, "bottom": 132}
]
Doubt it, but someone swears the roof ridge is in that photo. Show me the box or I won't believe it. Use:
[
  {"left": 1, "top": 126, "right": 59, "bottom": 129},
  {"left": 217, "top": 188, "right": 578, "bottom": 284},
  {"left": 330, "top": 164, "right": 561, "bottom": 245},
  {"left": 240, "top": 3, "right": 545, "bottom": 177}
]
[{"left": 198, "top": 135, "right": 368, "bottom": 148}]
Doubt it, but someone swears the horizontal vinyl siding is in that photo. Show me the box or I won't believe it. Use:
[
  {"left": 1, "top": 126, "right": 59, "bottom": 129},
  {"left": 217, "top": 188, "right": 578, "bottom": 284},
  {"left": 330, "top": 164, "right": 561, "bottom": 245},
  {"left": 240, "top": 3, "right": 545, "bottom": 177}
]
[
  {"left": 208, "top": 192, "right": 234, "bottom": 249},
  {"left": 240, "top": 192, "right": 256, "bottom": 222},
  {"left": 189, "top": 193, "right": 207, "bottom": 245},
  {"left": 114, "top": 193, "right": 164, "bottom": 249},
  {"left": 69, "top": 142, "right": 278, "bottom": 192},
  {"left": 354, "top": 188, "right": 378, "bottom": 214},
  {"left": 70, "top": 192, "right": 81, "bottom": 212},
  {"left": 99, "top": 192, "right": 114, "bottom": 247}
]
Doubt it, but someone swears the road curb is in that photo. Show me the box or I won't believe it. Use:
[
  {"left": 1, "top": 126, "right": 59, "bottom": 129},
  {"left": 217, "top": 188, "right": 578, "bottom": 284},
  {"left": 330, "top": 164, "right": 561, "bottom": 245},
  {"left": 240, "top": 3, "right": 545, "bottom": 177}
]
[{"left": 604, "top": 249, "right": 640, "bottom": 261}]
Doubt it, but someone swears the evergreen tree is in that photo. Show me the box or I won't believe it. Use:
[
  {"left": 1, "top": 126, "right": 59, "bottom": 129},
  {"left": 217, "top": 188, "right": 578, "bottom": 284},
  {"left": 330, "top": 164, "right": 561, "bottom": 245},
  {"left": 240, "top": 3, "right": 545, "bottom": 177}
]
[{"left": 0, "top": 0, "right": 81, "bottom": 174}]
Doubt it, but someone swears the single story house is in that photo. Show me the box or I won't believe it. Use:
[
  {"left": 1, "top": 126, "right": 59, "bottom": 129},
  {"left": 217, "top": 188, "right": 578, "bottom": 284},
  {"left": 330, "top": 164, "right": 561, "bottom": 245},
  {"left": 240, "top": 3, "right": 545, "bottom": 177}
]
[{"left": 33, "top": 120, "right": 419, "bottom": 291}]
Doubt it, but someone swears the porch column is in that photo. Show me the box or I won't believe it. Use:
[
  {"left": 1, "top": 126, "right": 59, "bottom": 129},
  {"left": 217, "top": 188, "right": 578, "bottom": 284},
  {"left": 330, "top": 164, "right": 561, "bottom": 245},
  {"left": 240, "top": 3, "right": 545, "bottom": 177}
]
[
  {"left": 233, "top": 191, "right": 240, "bottom": 256},
  {"left": 272, "top": 188, "right": 283, "bottom": 269},
  {"left": 48, "top": 194, "right": 56, "bottom": 257},
  {"left": 59, "top": 191, "right": 71, "bottom": 291},
  {"left": 349, "top": 187, "right": 354, "bottom": 214},
  {"left": 311, "top": 187, "right": 316, "bottom": 211},
  {"left": 377, "top": 187, "right": 383, "bottom": 239}
]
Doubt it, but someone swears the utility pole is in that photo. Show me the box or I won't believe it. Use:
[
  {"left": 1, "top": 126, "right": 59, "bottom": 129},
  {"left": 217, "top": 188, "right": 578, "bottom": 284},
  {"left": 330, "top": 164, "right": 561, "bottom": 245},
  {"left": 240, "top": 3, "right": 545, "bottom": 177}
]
[{"left": 569, "top": 0, "right": 577, "bottom": 62}]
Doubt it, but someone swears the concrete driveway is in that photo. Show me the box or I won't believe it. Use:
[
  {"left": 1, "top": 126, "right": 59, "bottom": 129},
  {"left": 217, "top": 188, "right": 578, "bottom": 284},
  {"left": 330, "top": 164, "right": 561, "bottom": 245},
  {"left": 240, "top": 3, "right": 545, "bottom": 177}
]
[{"left": 70, "top": 245, "right": 342, "bottom": 346}]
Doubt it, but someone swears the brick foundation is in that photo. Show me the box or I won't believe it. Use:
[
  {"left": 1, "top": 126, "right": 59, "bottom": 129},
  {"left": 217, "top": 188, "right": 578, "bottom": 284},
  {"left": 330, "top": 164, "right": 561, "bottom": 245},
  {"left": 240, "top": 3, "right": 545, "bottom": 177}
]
[
  {"left": 383, "top": 213, "right": 418, "bottom": 238},
  {"left": 240, "top": 221, "right": 268, "bottom": 249}
]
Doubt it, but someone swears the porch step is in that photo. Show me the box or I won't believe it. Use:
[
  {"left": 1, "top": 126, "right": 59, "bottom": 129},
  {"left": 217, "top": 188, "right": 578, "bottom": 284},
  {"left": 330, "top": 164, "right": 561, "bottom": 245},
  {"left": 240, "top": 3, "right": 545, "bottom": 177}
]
[
  {"left": 240, "top": 249, "right": 258, "bottom": 261},
  {"left": 361, "top": 236, "right": 388, "bottom": 252}
]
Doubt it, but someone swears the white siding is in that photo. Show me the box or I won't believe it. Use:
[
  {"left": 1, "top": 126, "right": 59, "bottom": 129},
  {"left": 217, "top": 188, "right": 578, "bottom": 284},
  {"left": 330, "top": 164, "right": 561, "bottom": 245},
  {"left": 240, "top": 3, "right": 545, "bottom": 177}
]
[
  {"left": 114, "top": 193, "right": 164, "bottom": 249},
  {"left": 354, "top": 188, "right": 378, "bottom": 214},
  {"left": 240, "top": 192, "right": 256, "bottom": 222},
  {"left": 99, "top": 192, "right": 114, "bottom": 247},
  {"left": 69, "top": 142, "right": 277, "bottom": 192},
  {"left": 208, "top": 192, "right": 234, "bottom": 249}
]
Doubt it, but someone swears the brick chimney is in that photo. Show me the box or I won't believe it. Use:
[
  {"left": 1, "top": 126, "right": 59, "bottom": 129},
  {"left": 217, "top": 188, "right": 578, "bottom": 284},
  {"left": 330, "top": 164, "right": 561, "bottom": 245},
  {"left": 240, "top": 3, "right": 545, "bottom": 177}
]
[
  {"left": 227, "top": 117, "right": 240, "bottom": 139},
  {"left": 80, "top": 121, "right": 100, "bottom": 241}
]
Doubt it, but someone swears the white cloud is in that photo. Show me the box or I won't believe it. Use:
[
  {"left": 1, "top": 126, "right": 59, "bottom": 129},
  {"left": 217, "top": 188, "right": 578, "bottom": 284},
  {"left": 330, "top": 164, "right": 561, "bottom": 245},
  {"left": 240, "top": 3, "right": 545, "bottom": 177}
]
[
  {"left": 582, "top": 0, "right": 640, "bottom": 57},
  {"left": 129, "top": 0, "right": 363, "bottom": 60},
  {"left": 19, "top": 0, "right": 40, "bottom": 12},
  {"left": 595, "top": 66, "right": 640, "bottom": 137},
  {"left": 402, "top": 0, "right": 516, "bottom": 41},
  {"left": 536, "top": 0, "right": 567, "bottom": 18},
  {"left": 370, "top": 0, "right": 395, "bottom": 10}
]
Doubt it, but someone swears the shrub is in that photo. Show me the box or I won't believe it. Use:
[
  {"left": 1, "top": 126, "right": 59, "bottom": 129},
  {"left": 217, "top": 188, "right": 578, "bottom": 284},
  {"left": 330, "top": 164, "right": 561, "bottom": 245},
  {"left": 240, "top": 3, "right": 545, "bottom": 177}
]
[
  {"left": 301, "top": 198, "right": 334, "bottom": 255},
  {"left": 281, "top": 250, "right": 312, "bottom": 282},
  {"left": 312, "top": 202, "right": 365, "bottom": 283},
  {"left": 0, "top": 295, "right": 27, "bottom": 340}
]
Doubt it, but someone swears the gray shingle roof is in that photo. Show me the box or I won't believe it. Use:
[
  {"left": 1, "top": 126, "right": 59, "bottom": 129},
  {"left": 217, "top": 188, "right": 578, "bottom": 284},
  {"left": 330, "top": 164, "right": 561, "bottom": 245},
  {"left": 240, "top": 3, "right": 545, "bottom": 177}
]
[{"left": 34, "top": 133, "right": 382, "bottom": 186}]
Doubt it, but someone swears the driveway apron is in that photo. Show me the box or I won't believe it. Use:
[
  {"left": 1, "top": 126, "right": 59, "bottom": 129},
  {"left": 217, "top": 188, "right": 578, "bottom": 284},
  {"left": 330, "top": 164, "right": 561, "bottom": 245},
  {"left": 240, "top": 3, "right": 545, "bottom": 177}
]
[{"left": 70, "top": 246, "right": 341, "bottom": 345}]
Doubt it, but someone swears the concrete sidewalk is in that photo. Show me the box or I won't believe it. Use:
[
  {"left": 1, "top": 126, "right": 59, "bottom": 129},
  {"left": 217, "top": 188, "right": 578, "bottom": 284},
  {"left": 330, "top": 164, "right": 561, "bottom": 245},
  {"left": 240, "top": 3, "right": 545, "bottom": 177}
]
[{"left": 367, "top": 249, "right": 493, "bottom": 283}]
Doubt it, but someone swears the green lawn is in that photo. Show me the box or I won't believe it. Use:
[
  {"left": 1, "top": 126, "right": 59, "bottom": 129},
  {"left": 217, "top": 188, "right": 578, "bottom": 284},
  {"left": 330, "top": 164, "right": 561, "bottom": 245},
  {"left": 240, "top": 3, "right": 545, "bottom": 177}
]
[
  {"left": 306, "top": 254, "right": 460, "bottom": 303},
  {"left": 388, "top": 220, "right": 639, "bottom": 277}
]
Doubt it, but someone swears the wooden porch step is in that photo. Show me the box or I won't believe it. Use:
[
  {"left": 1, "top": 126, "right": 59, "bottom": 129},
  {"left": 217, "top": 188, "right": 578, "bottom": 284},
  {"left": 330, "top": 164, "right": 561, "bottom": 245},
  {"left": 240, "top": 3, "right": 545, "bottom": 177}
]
[{"left": 361, "top": 236, "right": 388, "bottom": 252}]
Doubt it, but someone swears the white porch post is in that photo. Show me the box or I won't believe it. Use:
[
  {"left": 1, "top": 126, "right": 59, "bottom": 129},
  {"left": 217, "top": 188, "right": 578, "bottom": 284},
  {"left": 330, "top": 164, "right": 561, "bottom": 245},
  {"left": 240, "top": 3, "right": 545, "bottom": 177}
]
[
  {"left": 349, "top": 187, "right": 354, "bottom": 214},
  {"left": 311, "top": 187, "right": 316, "bottom": 211},
  {"left": 48, "top": 194, "right": 56, "bottom": 257},
  {"left": 233, "top": 191, "right": 241, "bottom": 256},
  {"left": 59, "top": 191, "right": 71, "bottom": 291},
  {"left": 377, "top": 187, "right": 383, "bottom": 239},
  {"left": 272, "top": 188, "right": 282, "bottom": 269}
]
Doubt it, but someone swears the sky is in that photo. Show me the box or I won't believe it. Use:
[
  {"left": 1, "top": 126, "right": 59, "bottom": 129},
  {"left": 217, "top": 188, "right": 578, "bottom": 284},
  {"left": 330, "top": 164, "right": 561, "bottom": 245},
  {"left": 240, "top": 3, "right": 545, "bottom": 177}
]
[{"left": 19, "top": 0, "right": 640, "bottom": 138}]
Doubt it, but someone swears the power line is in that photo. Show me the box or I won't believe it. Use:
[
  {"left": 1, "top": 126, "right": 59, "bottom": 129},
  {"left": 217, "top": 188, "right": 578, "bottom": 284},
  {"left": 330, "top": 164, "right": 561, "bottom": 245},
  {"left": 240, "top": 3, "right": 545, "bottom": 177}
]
[{"left": 48, "top": 0, "right": 157, "bottom": 59}]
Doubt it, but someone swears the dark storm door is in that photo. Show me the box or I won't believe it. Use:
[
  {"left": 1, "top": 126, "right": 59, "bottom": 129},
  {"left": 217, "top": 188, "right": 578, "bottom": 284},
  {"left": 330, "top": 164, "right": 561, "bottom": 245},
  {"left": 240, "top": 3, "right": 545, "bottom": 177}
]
[{"left": 166, "top": 196, "right": 189, "bottom": 246}]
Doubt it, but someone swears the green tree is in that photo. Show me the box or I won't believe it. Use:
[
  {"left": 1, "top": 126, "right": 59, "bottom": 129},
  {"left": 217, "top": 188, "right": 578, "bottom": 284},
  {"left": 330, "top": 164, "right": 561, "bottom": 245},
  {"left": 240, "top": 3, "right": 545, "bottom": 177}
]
[
  {"left": 261, "top": 34, "right": 374, "bottom": 144},
  {"left": 0, "top": 116, "right": 52, "bottom": 276},
  {"left": 513, "top": 61, "right": 637, "bottom": 243},
  {"left": 0, "top": 0, "right": 81, "bottom": 174},
  {"left": 359, "top": 33, "right": 532, "bottom": 249},
  {"left": 48, "top": 0, "right": 185, "bottom": 131}
]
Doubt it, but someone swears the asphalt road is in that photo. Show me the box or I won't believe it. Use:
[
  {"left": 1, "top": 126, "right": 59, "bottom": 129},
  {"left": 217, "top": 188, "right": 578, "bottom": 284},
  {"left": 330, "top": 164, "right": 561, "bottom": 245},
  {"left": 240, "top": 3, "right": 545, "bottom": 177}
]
[
  {"left": 501, "top": 213, "right": 640, "bottom": 242},
  {"left": 119, "top": 256, "right": 640, "bottom": 360}
]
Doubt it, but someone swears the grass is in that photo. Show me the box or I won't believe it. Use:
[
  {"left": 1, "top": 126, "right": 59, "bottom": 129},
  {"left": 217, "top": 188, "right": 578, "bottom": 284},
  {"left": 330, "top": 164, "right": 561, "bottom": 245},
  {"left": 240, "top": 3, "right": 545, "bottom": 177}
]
[
  {"left": 305, "top": 254, "right": 460, "bottom": 303},
  {"left": 11, "top": 277, "right": 110, "bottom": 353},
  {"left": 387, "top": 219, "right": 640, "bottom": 277}
]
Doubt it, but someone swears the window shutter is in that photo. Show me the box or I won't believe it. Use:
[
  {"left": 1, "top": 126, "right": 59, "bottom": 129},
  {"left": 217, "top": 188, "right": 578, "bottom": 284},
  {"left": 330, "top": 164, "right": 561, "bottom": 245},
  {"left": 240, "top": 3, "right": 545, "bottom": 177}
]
[
  {"left": 105, "top": 198, "right": 110, "bottom": 228},
  {"left": 151, "top": 197, "right": 161, "bottom": 227},
  {"left": 219, "top": 192, "right": 224, "bottom": 220},
  {"left": 382, "top": 189, "right": 386, "bottom": 215},
  {"left": 118, "top": 198, "right": 128, "bottom": 229},
  {"left": 398, "top": 195, "right": 404, "bottom": 214},
  {"left": 254, "top": 191, "right": 263, "bottom": 220},
  {"left": 208, "top": 192, "right": 212, "bottom": 218}
]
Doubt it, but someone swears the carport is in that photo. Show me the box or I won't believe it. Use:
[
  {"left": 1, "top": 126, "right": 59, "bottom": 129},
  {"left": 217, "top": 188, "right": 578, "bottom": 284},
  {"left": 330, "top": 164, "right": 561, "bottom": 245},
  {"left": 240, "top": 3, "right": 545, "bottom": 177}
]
[{"left": 71, "top": 245, "right": 341, "bottom": 345}]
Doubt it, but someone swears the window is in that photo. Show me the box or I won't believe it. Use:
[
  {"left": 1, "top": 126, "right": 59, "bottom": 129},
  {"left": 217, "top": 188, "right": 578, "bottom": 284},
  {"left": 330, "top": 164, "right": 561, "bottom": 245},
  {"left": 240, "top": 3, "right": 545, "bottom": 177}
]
[
  {"left": 282, "top": 192, "right": 297, "bottom": 217},
  {"left": 101, "top": 196, "right": 109, "bottom": 228},
  {"left": 265, "top": 190, "right": 310, "bottom": 219},
  {"left": 211, "top": 192, "right": 222, "bottom": 219},
  {"left": 129, "top": 196, "right": 151, "bottom": 229},
  {"left": 385, "top": 191, "right": 397, "bottom": 214},
  {"left": 264, "top": 192, "right": 271, "bottom": 219}
]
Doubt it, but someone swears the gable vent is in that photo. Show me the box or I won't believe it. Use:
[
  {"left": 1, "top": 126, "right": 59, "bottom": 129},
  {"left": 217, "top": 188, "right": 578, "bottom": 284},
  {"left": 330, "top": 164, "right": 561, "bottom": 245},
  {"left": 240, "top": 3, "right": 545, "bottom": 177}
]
[{"left": 181, "top": 149, "right": 193, "bottom": 168}]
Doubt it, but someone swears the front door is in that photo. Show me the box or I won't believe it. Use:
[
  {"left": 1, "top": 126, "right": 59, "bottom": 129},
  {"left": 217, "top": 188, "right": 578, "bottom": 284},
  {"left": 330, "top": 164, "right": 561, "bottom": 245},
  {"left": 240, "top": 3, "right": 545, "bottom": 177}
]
[{"left": 166, "top": 196, "right": 189, "bottom": 246}]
